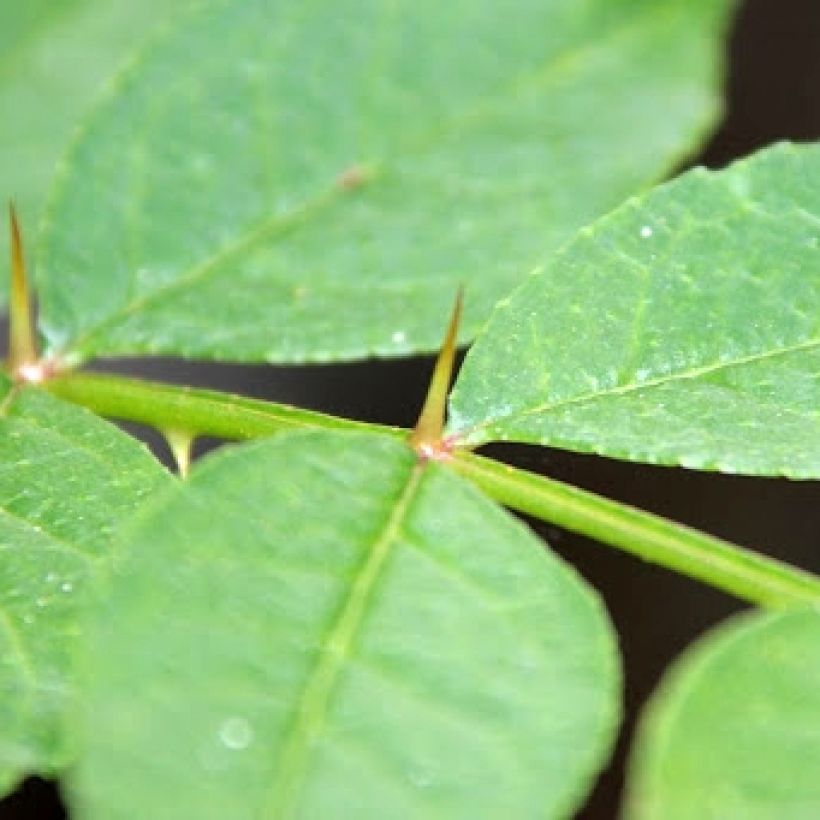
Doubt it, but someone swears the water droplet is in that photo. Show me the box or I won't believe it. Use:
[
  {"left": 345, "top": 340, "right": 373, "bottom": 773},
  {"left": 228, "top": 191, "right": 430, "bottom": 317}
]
[
  {"left": 391, "top": 330, "right": 407, "bottom": 344},
  {"left": 640, "top": 225, "right": 653, "bottom": 239},
  {"left": 218, "top": 717, "right": 253, "bottom": 750},
  {"left": 45, "top": 572, "right": 58, "bottom": 584},
  {"left": 61, "top": 582, "right": 73, "bottom": 593}
]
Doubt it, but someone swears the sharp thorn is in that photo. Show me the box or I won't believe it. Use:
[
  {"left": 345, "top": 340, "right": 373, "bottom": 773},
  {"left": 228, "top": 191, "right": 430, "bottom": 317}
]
[
  {"left": 164, "top": 429, "right": 195, "bottom": 478},
  {"left": 8, "top": 203, "right": 39, "bottom": 378},
  {"left": 410, "top": 288, "right": 463, "bottom": 460}
]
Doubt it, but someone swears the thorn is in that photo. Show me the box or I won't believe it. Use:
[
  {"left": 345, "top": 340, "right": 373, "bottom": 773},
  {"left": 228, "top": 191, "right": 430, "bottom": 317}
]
[
  {"left": 410, "top": 288, "right": 463, "bottom": 460},
  {"left": 164, "top": 429, "right": 194, "bottom": 478},
  {"left": 8, "top": 203, "right": 39, "bottom": 378}
]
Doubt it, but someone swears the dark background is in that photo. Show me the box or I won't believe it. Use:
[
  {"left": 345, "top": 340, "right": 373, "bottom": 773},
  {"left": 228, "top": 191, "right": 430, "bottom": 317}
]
[{"left": 2, "top": 0, "right": 819, "bottom": 816}]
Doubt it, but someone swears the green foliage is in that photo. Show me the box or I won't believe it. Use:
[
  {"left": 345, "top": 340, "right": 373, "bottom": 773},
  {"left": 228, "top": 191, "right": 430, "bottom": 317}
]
[
  {"left": 73, "top": 432, "right": 619, "bottom": 818},
  {"left": 627, "top": 608, "right": 820, "bottom": 818},
  {"left": 0, "top": 1, "right": 817, "bottom": 817},
  {"left": 0, "top": 0, "right": 173, "bottom": 271},
  {"left": 0, "top": 377, "right": 169, "bottom": 793},
  {"left": 36, "top": 0, "right": 730, "bottom": 364},
  {"left": 450, "top": 142, "right": 820, "bottom": 477}
]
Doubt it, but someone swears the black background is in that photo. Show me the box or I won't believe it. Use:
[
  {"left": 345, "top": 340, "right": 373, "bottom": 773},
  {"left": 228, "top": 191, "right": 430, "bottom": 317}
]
[{"left": 2, "top": 0, "right": 819, "bottom": 816}]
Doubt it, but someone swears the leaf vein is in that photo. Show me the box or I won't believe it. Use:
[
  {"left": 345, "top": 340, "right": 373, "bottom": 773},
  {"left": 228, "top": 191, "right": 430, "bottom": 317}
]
[
  {"left": 0, "top": 507, "right": 97, "bottom": 563},
  {"left": 476, "top": 336, "right": 820, "bottom": 435},
  {"left": 266, "top": 461, "right": 425, "bottom": 814}
]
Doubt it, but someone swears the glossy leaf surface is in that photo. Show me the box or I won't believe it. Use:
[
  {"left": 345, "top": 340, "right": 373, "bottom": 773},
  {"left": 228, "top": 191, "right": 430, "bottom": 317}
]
[
  {"left": 627, "top": 608, "right": 820, "bottom": 819},
  {"left": 450, "top": 142, "right": 820, "bottom": 477},
  {"left": 37, "top": 0, "right": 731, "bottom": 363},
  {"left": 74, "top": 431, "right": 619, "bottom": 818},
  {"left": 0, "top": 378, "right": 169, "bottom": 795},
  {"left": 0, "top": 0, "right": 173, "bottom": 272}
]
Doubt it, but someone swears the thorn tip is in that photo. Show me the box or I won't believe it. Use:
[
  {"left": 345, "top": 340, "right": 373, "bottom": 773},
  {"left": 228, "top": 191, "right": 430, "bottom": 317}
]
[
  {"left": 410, "top": 288, "right": 463, "bottom": 460},
  {"left": 7, "top": 204, "right": 39, "bottom": 378},
  {"left": 164, "top": 429, "right": 195, "bottom": 478}
]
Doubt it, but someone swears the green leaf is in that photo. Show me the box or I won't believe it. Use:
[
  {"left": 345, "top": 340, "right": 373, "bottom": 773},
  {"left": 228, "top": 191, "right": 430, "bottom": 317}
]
[
  {"left": 626, "top": 607, "right": 820, "bottom": 819},
  {"left": 37, "top": 0, "right": 731, "bottom": 364},
  {"left": 0, "top": 0, "right": 175, "bottom": 278},
  {"left": 73, "top": 431, "right": 619, "bottom": 818},
  {"left": 0, "top": 378, "right": 169, "bottom": 796},
  {"left": 449, "top": 142, "right": 820, "bottom": 477}
]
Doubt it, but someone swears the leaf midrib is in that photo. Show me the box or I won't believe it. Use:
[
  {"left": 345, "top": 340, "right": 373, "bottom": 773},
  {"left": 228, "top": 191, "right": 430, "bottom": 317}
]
[
  {"left": 266, "top": 460, "right": 424, "bottom": 814},
  {"left": 64, "top": 177, "right": 353, "bottom": 358},
  {"left": 57, "top": 2, "right": 681, "bottom": 360},
  {"left": 460, "top": 335, "right": 820, "bottom": 441}
]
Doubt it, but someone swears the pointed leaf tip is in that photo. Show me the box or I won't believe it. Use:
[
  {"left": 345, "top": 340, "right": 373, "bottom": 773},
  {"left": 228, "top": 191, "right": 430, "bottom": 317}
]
[
  {"left": 8, "top": 203, "right": 39, "bottom": 378},
  {"left": 410, "top": 287, "right": 463, "bottom": 459}
]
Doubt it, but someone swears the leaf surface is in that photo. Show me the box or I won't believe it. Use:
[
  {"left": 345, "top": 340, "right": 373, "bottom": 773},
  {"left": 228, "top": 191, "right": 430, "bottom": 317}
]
[
  {"left": 626, "top": 607, "right": 820, "bottom": 819},
  {"left": 73, "top": 431, "right": 619, "bottom": 818},
  {"left": 37, "top": 0, "right": 731, "bottom": 363},
  {"left": 449, "top": 142, "right": 820, "bottom": 477},
  {"left": 0, "top": 0, "right": 174, "bottom": 275},
  {"left": 0, "top": 378, "right": 169, "bottom": 795}
]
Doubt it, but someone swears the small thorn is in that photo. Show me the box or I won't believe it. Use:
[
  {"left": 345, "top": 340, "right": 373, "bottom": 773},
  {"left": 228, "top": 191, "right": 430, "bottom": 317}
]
[
  {"left": 164, "top": 429, "right": 194, "bottom": 478},
  {"left": 410, "top": 288, "right": 463, "bottom": 460},
  {"left": 336, "top": 163, "right": 375, "bottom": 190},
  {"left": 8, "top": 203, "right": 39, "bottom": 377}
]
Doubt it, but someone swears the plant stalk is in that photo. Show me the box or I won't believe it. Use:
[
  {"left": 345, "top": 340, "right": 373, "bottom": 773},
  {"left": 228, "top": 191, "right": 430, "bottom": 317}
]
[
  {"left": 451, "top": 451, "right": 820, "bottom": 609},
  {"left": 45, "top": 371, "right": 403, "bottom": 441},
  {"left": 45, "top": 371, "right": 820, "bottom": 609}
]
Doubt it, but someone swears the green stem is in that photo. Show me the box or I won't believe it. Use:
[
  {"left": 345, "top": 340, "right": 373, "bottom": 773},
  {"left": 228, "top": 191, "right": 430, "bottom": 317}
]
[
  {"left": 45, "top": 371, "right": 403, "bottom": 441},
  {"left": 45, "top": 371, "right": 820, "bottom": 609},
  {"left": 451, "top": 451, "right": 820, "bottom": 609}
]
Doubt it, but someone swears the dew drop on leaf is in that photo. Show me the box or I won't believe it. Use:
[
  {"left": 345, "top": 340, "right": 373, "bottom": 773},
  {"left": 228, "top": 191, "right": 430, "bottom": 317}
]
[{"left": 218, "top": 717, "right": 253, "bottom": 751}]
